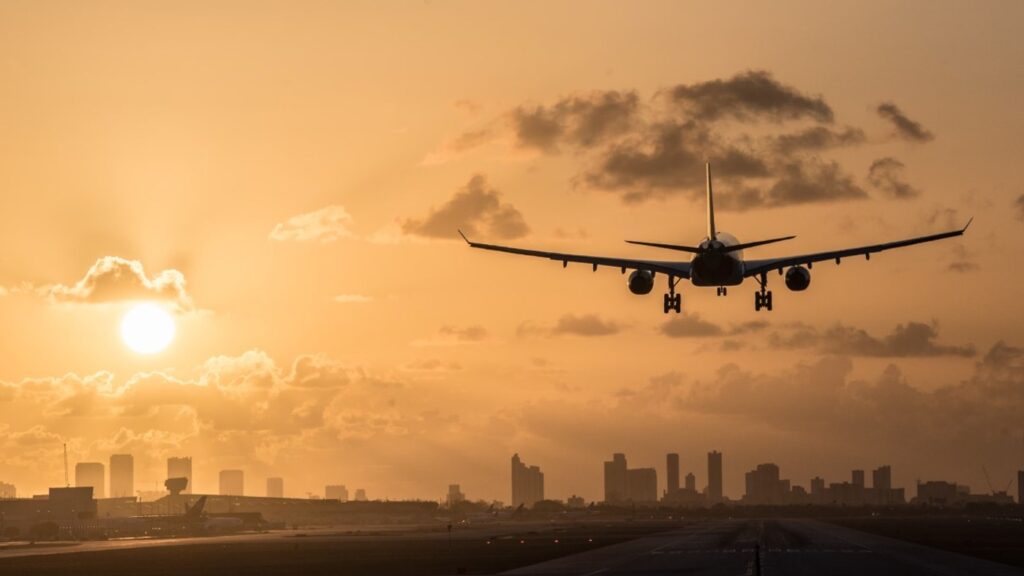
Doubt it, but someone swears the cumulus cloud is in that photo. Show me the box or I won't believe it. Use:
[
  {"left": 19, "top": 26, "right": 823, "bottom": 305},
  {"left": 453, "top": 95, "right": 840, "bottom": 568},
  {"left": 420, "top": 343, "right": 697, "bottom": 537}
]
[
  {"left": 768, "top": 321, "right": 975, "bottom": 357},
  {"left": 876, "top": 102, "right": 935, "bottom": 143},
  {"left": 667, "top": 70, "right": 834, "bottom": 123},
  {"left": 334, "top": 294, "right": 374, "bottom": 304},
  {"left": 660, "top": 313, "right": 723, "bottom": 338},
  {"left": 867, "top": 157, "right": 920, "bottom": 199},
  {"left": 438, "top": 325, "right": 489, "bottom": 341},
  {"left": 47, "top": 256, "right": 193, "bottom": 310},
  {"left": 402, "top": 175, "right": 529, "bottom": 240},
  {"left": 773, "top": 126, "right": 866, "bottom": 155},
  {"left": 551, "top": 314, "right": 625, "bottom": 336},
  {"left": 509, "top": 91, "right": 639, "bottom": 152},
  {"left": 757, "top": 158, "right": 868, "bottom": 206},
  {"left": 269, "top": 205, "right": 354, "bottom": 243}
]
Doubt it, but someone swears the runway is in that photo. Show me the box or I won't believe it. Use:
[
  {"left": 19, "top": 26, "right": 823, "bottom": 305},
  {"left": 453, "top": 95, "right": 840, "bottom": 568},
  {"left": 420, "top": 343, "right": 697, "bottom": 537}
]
[{"left": 503, "top": 518, "right": 1024, "bottom": 576}]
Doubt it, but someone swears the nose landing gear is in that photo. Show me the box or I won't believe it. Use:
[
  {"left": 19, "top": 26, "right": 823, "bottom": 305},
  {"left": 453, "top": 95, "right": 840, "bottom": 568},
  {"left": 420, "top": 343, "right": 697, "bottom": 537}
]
[{"left": 716, "top": 286, "right": 728, "bottom": 296}]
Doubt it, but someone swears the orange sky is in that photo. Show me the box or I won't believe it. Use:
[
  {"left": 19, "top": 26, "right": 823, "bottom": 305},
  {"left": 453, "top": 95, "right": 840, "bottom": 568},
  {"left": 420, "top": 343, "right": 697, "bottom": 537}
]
[{"left": 1, "top": 1, "right": 1023, "bottom": 502}]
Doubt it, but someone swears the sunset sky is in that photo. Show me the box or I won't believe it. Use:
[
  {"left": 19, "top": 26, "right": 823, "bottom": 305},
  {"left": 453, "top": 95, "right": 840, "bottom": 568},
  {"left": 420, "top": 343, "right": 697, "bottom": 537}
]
[{"left": 1, "top": 1, "right": 1023, "bottom": 502}]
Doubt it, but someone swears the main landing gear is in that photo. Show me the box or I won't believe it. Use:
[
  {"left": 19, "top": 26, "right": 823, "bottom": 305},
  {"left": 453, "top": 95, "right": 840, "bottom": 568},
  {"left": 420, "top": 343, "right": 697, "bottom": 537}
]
[
  {"left": 663, "top": 275, "right": 682, "bottom": 314},
  {"left": 754, "top": 272, "right": 773, "bottom": 312}
]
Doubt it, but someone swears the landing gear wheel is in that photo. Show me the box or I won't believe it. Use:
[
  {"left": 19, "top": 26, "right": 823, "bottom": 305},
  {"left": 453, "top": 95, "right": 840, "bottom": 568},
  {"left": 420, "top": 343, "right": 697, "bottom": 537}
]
[
  {"left": 754, "top": 290, "right": 774, "bottom": 312},
  {"left": 663, "top": 293, "right": 682, "bottom": 314}
]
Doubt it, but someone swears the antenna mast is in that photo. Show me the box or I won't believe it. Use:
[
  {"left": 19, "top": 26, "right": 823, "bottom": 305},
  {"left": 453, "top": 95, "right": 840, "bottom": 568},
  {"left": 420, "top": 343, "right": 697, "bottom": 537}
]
[{"left": 63, "top": 443, "right": 69, "bottom": 487}]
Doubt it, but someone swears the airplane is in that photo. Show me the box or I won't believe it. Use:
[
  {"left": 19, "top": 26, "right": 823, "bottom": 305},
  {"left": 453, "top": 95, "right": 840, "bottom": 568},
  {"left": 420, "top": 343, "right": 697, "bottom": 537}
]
[
  {"left": 460, "top": 163, "right": 971, "bottom": 313},
  {"left": 112, "top": 496, "right": 244, "bottom": 535}
]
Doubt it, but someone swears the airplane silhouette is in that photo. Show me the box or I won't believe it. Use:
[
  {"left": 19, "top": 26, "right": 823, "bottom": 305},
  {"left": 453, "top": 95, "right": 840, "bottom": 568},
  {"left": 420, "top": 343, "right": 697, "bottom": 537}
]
[{"left": 460, "top": 163, "right": 971, "bottom": 313}]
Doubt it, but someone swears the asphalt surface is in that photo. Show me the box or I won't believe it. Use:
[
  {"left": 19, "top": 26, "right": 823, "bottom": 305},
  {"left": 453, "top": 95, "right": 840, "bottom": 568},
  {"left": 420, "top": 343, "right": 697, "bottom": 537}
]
[{"left": 503, "top": 518, "right": 1024, "bottom": 575}]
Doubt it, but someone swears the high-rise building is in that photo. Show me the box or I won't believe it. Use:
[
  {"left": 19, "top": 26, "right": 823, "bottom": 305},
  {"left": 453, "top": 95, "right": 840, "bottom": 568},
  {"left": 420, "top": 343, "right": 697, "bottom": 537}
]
[
  {"left": 325, "top": 485, "right": 349, "bottom": 501},
  {"left": 75, "top": 462, "right": 105, "bottom": 499},
  {"left": 603, "top": 453, "right": 628, "bottom": 503},
  {"left": 219, "top": 470, "right": 244, "bottom": 496},
  {"left": 872, "top": 466, "right": 891, "bottom": 491},
  {"left": 627, "top": 468, "right": 658, "bottom": 502},
  {"left": 267, "top": 477, "right": 284, "bottom": 498},
  {"left": 666, "top": 453, "right": 680, "bottom": 493},
  {"left": 852, "top": 469, "right": 865, "bottom": 487},
  {"left": 744, "top": 463, "right": 787, "bottom": 505},
  {"left": 810, "top": 476, "right": 825, "bottom": 502},
  {"left": 0, "top": 481, "right": 15, "bottom": 499},
  {"left": 685, "top": 472, "right": 696, "bottom": 492},
  {"left": 167, "top": 457, "right": 193, "bottom": 494},
  {"left": 447, "top": 484, "right": 465, "bottom": 507},
  {"left": 354, "top": 489, "right": 367, "bottom": 501},
  {"left": 511, "top": 454, "right": 545, "bottom": 508},
  {"left": 109, "top": 454, "right": 134, "bottom": 498},
  {"left": 707, "top": 451, "right": 723, "bottom": 503}
]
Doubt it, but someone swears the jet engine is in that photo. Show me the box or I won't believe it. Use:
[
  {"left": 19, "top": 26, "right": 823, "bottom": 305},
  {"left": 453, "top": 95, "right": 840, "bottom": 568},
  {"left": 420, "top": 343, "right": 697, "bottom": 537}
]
[
  {"left": 628, "top": 270, "right": 654, "bottom": 295},
  {"left": 785, "top": 266, "right": 811, "bottom": 291}
]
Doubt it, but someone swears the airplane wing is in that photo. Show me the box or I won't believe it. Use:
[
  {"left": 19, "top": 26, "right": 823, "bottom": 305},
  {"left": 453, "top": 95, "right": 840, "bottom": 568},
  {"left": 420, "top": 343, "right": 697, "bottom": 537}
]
[
  {"left": 743, "top": 219, "right": 972, "bottom": 278},
  {"left": 460, "top": 232, "right": 691, "bottom": 278}
]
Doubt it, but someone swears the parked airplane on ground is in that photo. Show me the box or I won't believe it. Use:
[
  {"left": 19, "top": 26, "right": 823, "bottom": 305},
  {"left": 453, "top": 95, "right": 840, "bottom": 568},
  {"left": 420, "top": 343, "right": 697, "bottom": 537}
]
[{"left": 461, "top": 163, "right": 971, "bottom": 313}]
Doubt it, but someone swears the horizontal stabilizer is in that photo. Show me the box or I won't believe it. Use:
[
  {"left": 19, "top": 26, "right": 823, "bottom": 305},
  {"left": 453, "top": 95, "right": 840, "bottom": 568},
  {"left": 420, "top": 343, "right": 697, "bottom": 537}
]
[
  {"left": 721, "top": 235, "right": 796, "bottom": 253},
  {"left": 624, "top": 240, "right": 703, "bottom": 254}
]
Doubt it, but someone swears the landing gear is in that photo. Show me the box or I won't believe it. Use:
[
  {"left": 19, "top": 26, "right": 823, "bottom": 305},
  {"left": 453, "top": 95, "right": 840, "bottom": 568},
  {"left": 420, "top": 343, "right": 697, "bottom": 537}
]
[
  {"left": 663, "top": 275, "right": 682, "bottom": 314},
  {"left": 754, "top": 272, "right": 773, "bottom": 312},
  {"left": 716, "top": 286, "right": 728, "bottom": 296}
]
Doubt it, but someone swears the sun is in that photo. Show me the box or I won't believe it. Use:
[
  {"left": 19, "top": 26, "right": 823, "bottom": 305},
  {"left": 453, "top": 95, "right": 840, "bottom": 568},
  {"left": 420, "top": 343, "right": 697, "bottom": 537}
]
[{"left": 120, "top": 303, "right": 176, "bottom": 354}]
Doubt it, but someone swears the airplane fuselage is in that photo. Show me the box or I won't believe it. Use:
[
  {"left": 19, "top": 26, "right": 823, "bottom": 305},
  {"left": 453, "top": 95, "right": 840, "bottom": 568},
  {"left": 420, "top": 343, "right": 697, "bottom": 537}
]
[{"left": 690, "top": 232, "right": 745, "bottom": 287}]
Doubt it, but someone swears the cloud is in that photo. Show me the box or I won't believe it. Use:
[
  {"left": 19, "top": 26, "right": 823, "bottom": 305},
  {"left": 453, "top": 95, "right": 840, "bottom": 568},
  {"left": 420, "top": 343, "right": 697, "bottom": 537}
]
[
  {"left": 509, "top": 91, "right": 639, "bottom": 152},
  {"left": 768, "top": 321, "right": 975, "bottom": 357},
  {"left": 551, "top": 314, "right": 625, "bottom": 336},
  {"left": 47, "top": 257, "right": 193, "bottom": 310},
  {"left": 1015, "top": 195, "right": 1024, "bottom": 221},
  {"left": 946, "top": 244, "right": 978, "bottom": 274},
  {"left": 773, "top": 126, "right": 866, "bottom": 155},
  {"left": 667, "top": 70, "right": 834, "bottom": 123},
  {"left": 438, "top": 325, "right": 489, "bottom": 341},
  {"left": 867, "top": 157, "right": 920, "bottom": 199},
  {"left": 269, "top": 205, "right": 354, "bottom": 243},
  {"left": 334, "top": 294, "right": 374, "bottom": 304},
  {"left": 876, "top": 102, "right": 935, "bottom": 143},
  {"left": 660, "top": 313, "right": 724, "bottom": 338},
  {"left": 402, "top": 175, "right": 529, "bottom": 240},
  {"left": 759, "top": 158, "right": 868, "bottom": 206}
]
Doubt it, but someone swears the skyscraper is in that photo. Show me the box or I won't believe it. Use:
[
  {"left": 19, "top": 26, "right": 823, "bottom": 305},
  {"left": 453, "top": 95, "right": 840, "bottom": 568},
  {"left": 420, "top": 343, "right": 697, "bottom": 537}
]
[
  {"left": 603, "top": 453, "right": 628, "bottom": 503},
  {"left": 167, "top": 457, "right": 193, "bottom": 494},
  {"left": 685, "top": 472, "right": 696, "bottom": 492},
  {"left": 872, "top": 466, "right": 891, "bottom": 491},
  {"left": 354, "top": 488, "right": 367, "bottom": 501},
  {"left": 627, "top": 468, "right": 658, "bottom": 502},
  {"left": 267, "top": 477, "right": 284, "bottom": 498},
  {"left": 511, "top": 454, "right": 545, "bottom": 508},
  {"left": 666, "top": 453, "right": 680, "bottom": 493},
  {"left": 0, "top": 482, "right": 15, "bottom": 499},
  {"left": 75, "top": 462, "right": 105, "bottom": 499},
  {"left": 447, "top": 484, "right": 465, "bottom": 507},
  {"left": 109, "top": 454, "right": 134, "bottom": 498},
  {"left": 325, "top": 485, "right": 348, "bottom": 501},
  {"left": 852, "top": 469, "right": 865, "bottom": 487},
  {"left": 707, "top": 451, "right": 723, "bottom": 503},
  {"left": 219, "top": 469, "right": 244, "bottom": 496}
]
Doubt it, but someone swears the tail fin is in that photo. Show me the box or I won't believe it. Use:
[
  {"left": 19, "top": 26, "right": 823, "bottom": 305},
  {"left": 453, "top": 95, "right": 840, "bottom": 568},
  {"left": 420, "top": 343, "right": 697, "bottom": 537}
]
[
  {"left": 185, "top": 495, "right": 207, "bottom": 518},
  {"left": 706, "top": 162, "right": 717, "bottom": 241}
]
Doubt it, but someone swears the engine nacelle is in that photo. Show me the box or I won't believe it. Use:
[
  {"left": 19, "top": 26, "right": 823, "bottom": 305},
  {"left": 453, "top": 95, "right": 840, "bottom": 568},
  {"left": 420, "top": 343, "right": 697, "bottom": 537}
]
[
  {"left": 785, "top": 266, "right": 811, "bottom": 291},
  {"left": 628, "top": 270, "right": 654, "bottom": 295}
]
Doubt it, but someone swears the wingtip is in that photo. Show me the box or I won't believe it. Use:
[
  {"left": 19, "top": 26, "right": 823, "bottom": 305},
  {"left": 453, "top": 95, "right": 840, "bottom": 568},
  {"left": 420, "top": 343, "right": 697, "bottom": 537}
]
[
  {"left": 457, "top": 229, "right": 470, "bottom": 244},
  {"left": 962, "top": 217, "right": 974, "bottom": 232}
]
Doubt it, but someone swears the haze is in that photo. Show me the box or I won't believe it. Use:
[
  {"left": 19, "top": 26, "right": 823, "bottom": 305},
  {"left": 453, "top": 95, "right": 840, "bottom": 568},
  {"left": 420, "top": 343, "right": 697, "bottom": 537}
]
[{"left": 1, "top": 1, "right": 1022, "bottom": 503}]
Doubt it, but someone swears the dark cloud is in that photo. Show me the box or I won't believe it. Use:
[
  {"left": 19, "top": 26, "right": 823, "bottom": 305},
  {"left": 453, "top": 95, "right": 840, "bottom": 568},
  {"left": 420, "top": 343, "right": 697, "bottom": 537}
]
[
  {"left": 667, "top": 70, "right": 834, "bottom": 123},
  {"left": 769, "top": 321, "right": 975, "bottom": 357},
  {"left": 946, "top": 244, "right": 978, "bottom": 274},
  {"left": 876, "top": 102, "right": 934, "bottom": 143},
  {"left": 582, "top": 121, "right": 768, "bottom": 202},
  {"left": 509, "top": 90, "right": 639, "bottom": 152},
  {"left": 867, "top": 157, "right": 920, "bottom": 199},
  {"left": 773, "top": 126, "right": 866, "bottom": 155},
  {"left": 47, "top": 256, "right": 193, "bottom": 311},
  {"left": 551, "top": 314, "right": 625, "bottom": 336},
  {"left": 761, "top": 158, "right": 868, "bottom": 206},
  {"left": 438, "top": 325, "right": 489, "bottom": 342},
  {"left": 660, "top": 313, "right": 724, "bottom": 338},
  {"left": 402, "top": 175, "right": 529, "bottom": 240}
]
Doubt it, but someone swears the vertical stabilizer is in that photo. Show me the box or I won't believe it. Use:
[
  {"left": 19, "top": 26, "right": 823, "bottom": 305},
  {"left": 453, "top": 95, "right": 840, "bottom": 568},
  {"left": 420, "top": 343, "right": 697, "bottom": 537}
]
[{"left": 706, "top": 162, "right": 717, "bottom": 241}]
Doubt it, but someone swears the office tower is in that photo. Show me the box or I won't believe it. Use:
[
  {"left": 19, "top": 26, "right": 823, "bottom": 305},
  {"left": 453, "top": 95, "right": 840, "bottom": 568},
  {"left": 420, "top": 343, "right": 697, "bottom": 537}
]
[
  {"left": 267, "top": 477, "right": 284, "bottom": 498},
  {"left": 109, "top": 454, "right": 134, "bottom": 498},
  {"left": 325, "top": 485, "right": 349, "bottom": 501},
  {"left": 167, "top": 457, "right": 193, "bottom": 494},
  {"left": 685, "top": 472, "right": 696, "bottom": 492},
  {"left": 707, "top": 451, "right": 723, "bottom": 503},
  {"left": 354, "top": 489, "right": 367, "bottom": 501},
  {"left": 511, "top": 454, "right": 545, "bottom": 508},
  {"left": 447, "top": 484, "right": 465, "bottom": 507},
  {"left": 872, "top": 466, "right": 891, "bottom": 491},
  {"left": 627, "top": 468, "right": 658, "bottom": 502},
  {"left": 852, "top": 469, "right": 865, "bottom": 487},
  {"left": 75, "top": 462, "right": 105, "bottom": 499},
  {"left": 0, "top": 481, "right": 15, "bottom": 499},
  {"left": 810, "top": 476, "right": 825, "bottom": 500},
  {"left": 744, "top": 463, "right": 785, "bottom": 505},
  {"left": 666, "top": 453, "right": 680, "bottom": 493},
  {"left": 603, "top": 453, "right": 628, "bottom": 503},
  {"left": 219, "top": 469, "right": 244, "bottom": 496}
]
